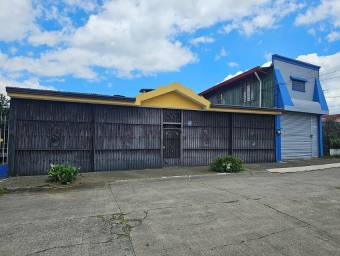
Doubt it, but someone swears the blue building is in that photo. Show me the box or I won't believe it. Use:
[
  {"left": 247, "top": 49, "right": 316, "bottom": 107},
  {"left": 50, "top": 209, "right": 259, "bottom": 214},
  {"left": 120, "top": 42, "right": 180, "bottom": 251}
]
[{"left": 200, "top": 54, "right": 329, "bottom": 161}]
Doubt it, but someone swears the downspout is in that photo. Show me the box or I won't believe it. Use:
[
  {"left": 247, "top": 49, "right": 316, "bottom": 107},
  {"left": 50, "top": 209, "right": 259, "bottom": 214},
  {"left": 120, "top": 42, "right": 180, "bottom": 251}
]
[{"left": 254, "top": 72, "right": 262, "bottom": 108}]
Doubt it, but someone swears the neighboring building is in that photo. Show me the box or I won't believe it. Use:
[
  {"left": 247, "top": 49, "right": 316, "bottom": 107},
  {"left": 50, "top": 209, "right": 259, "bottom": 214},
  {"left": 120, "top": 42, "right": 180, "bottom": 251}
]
[
  {"left": 200, "top": 54, "right": 329, "bottom": 160},
  {"left": 322, "top": 114, "right": 340, "bottom": 123}
]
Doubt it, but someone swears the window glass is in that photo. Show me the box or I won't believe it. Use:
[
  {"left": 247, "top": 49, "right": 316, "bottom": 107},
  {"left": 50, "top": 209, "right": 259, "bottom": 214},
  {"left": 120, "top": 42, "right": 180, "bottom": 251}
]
[
  {"left": 246, "top": 84, "right": 251, "bottom": 101},
  {"left": 243, "top": 80, "right": 254, "bottom": 103},
  {"left": 292, "top": 79, "right": 306, "bottom": 92},
  {"left": 243, "top": 84, "right": 247, "bottom": 102}
]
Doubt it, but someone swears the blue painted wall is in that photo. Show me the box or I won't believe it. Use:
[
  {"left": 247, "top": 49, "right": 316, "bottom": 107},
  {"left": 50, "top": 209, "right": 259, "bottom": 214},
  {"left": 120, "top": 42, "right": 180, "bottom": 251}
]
[
  {"left": 275, "top": 115, "right": 281, "bottom": 161},
  {"left": 272, "top": 54, "right": 328, "bottom": 115}
]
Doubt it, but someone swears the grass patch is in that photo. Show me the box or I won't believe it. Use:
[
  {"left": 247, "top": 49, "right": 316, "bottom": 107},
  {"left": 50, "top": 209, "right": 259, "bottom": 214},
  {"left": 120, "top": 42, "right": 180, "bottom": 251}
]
[
  {"left": 322, "top": 155, "right": 340, "bottom": 159},
  {"left": 0, "top": 187, "right": 8, "bottom": 195}
]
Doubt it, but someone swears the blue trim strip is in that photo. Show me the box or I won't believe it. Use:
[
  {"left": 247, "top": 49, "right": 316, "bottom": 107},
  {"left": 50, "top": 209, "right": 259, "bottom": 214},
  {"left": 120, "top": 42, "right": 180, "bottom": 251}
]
[
  {"left": 319, "top": 116, "right": 324, "bottom": 157},
  {"left": 274, "top": 68, "right": 294, "bottom": 108},
  {"left": 290, "top": 75, "right": 307, "bottom": 82},
  {"left": 0, "top": 164, "right": 8, "bottom": 178},
  {"left": 272, "top": 54, "right": 320, "bottom": 71},
  {"left": 313, "top": 78, "right": 329, "bottom": 112},
  {"left": 275, "top": 115, "right": 281, "bottom": 161}
]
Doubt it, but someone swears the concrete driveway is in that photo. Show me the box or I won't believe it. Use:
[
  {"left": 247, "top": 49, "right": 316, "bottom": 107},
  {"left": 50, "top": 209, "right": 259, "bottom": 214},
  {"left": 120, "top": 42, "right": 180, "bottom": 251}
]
[{"left": 1, "top": 169, "right": 340, "bottom": 256}]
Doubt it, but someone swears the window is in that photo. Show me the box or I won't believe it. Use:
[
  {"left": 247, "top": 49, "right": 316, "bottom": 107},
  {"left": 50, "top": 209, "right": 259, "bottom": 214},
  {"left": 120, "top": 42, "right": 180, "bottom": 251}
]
[
  {"left": 243, "top": 80, "right": 254, "bottom": 103},
  {"left": 291, "top": 78, "right": 306, "bottom": 92}
]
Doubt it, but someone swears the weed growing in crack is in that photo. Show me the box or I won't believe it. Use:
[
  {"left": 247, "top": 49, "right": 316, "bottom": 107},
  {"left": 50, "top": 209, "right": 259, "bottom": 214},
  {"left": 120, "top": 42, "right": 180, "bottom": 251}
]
[{"left": 99, "top": 211, "right": 149, "bottom": 239}]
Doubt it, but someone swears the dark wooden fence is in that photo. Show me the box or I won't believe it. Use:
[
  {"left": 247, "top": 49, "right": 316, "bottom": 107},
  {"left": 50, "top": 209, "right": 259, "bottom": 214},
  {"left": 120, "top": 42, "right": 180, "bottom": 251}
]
[{"left": 9, "top": 99, "right": 275, "bottom": 176}]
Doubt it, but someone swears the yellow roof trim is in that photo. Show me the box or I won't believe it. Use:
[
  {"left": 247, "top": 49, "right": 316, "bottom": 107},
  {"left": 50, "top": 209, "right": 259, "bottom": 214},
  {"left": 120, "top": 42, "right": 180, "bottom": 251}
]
[
  {"left": 7, "top": 93, "right": 135, "bottom": 106},
  {"left": 135, "top": 82, "right": 211, "bottom": 109},
  {"left": 209, "top": 107, "right": 280, "bottom": 115},
  {"left": 8, "top": 87, "right": 280, "bottom": 115}
]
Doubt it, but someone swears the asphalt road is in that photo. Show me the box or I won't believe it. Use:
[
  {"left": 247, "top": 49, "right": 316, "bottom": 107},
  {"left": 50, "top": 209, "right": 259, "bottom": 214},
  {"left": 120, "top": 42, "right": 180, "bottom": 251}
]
[{"left": 1, "top": 168, "right": 340, "bottom": 256}]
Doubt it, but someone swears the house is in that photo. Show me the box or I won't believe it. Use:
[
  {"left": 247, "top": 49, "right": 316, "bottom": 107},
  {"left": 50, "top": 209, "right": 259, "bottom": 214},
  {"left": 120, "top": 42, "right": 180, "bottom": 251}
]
[
  {"left": 5, "top": 54, "right": 328, "bottom": 176},
  {"left": 200, "top": 54, "right": 329, "bottom": 160},
  {"left": 6, "top": 83, "right": 278, "bottom": 176}
]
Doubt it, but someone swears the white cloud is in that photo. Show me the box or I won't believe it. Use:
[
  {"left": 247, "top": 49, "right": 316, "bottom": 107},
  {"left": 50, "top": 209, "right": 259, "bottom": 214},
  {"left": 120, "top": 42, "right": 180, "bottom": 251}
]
[
  {"left": 190, "top": 36, "right": 215, "bottom": 46},
  {"left": 297, "top": 52, "right": 340, "bottom": 114},
  {"left": 295, "top": 0, "right": 340, "bottom": 42},
  {"left": 264, "top": 52, "right": 272, "bottom": 61},
  {"left": 214, "top": 47, "right": 228, "bottom": 61},
  {"left": 0, "top": 50, "right": 97, "bottom": 79},
  {"left": 9, "top": 47, "right": 17, "bottom": 55},
  {"left": 295, "top": 0, "right": 340, "bottom": 27},
  {"left": 28, "top": 29, "right": 66, "bottom": 47},
  {"left": 228, "top": 61, "right": 239, "bottom": 68},
  {"left": 0, "top": 0, "right": 35, "bottom": 41},
  {"left": 0, "top": 0, "right": 304, "bottom": 79},
  {"left": 327, "top": 31, "right": 340, "bottom": 42},
  {"left": 223, "top": 1, "right": 303, "bottom": 36},
  {"left": 307, "top": 28, "right": 317, "bottom": 36},
  {"left": 63, "top": 0, "right": 99, "bottom": 11},
  {"left": 0, "top": 76, "right": 55, "bottom": 95},
  {"left": 224, "top": 70, "right": 243, "bottom": 81},
  {"left": 261, "top": 61, "right": 272, "bottom": 68}
]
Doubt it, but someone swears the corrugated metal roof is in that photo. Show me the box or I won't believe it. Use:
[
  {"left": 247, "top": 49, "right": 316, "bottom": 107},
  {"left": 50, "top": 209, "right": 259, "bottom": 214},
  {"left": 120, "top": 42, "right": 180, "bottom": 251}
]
[{"left": 6, "top": 87, "right": 136, "bottom": 102}]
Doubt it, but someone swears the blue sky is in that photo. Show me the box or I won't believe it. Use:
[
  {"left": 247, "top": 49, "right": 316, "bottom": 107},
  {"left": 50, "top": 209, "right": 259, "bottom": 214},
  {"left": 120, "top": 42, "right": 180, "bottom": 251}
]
[{"left": 0, "top": 0, "right": 339, "bottom": 111}]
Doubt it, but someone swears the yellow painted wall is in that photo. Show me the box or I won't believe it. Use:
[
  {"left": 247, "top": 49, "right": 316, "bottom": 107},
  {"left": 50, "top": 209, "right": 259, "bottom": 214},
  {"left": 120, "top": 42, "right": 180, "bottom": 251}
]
[{"left": 141, "top": 91, "right": 204, "bottom": 110}]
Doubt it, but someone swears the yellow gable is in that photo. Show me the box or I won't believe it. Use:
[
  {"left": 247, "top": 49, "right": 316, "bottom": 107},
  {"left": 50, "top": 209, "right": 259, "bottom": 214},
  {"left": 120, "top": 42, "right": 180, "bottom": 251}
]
[
  {"left": 135, "top": 82, "right": 210, "bottom": 110},
  {"left": 141, "top": 91, "right": 204, "bottom": 110}
]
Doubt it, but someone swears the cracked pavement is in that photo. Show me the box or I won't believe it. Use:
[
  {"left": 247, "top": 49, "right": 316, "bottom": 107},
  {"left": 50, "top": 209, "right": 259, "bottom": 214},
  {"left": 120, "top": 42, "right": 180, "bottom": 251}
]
[{"left": 1, "top": 168, "right": 340, "bottom": 255}]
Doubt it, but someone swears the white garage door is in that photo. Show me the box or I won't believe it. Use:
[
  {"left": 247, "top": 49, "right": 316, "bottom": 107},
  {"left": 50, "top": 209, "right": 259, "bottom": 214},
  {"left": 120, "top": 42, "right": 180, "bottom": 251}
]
[{"left": 281, "top": 112, "right": 319, "bottom": 160}]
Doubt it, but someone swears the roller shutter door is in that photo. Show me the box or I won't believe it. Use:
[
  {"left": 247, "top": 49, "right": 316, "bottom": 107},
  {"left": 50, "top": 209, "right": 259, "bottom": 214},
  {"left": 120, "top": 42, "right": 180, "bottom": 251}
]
[{"left": 281, "top": 112, "right": 319, "bottom": 160}]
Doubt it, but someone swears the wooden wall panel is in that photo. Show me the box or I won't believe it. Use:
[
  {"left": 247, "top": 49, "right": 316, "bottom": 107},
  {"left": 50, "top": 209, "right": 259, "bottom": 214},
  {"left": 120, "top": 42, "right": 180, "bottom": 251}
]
[
  {"left": 93, "top": 105, "right": 162, "bottom": 171},
  {"left": 8, "top": 99, "right": 275, "bottom": 176},
  {"left": 16, "top": 120, "right": 93, "bottom": 150},
  {"left": 10, "top": 99, "right": 162, "bottom": 175},
  {"left": 232, "top": 114, "right": 275, "bottom": 163},
  {"left": 182, "top": 110, "right": 231, "bottom": 166},
  {"left": 95, "top": 124, "right": 160, "bottom": 150},
  {"left": 15, "top": 150, "right": 92, "bottom": 176}
]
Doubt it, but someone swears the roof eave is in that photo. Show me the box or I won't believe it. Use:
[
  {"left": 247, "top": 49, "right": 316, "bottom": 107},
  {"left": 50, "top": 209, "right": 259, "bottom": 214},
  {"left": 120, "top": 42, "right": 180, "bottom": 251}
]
[
  {"left": 6, "top": 87, "right": 136, "bottom": 102},
  {"left": 199, "top": 66, "right": 264, "bottom": 97}
]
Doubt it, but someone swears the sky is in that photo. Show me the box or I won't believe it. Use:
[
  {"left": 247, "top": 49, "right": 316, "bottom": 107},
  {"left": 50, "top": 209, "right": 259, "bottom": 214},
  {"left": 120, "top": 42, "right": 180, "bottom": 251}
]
[{"left": 0, "top": 0, "right": 339, "bottom": 113}]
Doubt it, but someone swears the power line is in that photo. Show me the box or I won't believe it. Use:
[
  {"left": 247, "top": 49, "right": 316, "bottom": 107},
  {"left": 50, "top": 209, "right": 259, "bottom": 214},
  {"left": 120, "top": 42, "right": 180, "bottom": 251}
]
[
  {"left": 328, "top": 105, "right": 340, "bottom": 109},
  {"left": 320, "top": 70, "right": 340, "bottom": 77},
  {"left": 321, "top": 75, "right": 340, "bottom": 81},
  {"left": 320, "top": 65, "right": 340, "bottom": 75}
]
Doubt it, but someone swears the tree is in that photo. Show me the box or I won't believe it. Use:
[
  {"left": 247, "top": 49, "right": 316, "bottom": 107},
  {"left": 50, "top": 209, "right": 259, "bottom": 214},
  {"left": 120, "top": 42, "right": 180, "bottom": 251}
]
[{"left": 0, "top": 94, "right": 9, "bottom": 115}]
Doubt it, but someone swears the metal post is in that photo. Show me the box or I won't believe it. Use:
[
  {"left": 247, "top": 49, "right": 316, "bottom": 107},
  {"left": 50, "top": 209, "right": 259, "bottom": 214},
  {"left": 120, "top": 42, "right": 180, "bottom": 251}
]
[{"left": 254, "top": 72, "right": 262, "bottom": 108}]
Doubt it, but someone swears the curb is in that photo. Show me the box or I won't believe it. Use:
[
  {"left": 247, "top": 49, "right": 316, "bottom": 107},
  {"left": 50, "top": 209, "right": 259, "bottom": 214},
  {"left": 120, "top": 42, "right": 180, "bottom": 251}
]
[
  {"left": 1, "top": 173, "right": 231, "bottom": 193},
  {"left": 111, "top": 172, "right": 229, "bottom": 184},
  {"left": 267, "top": 163, "right": 340, "bottom": 173}
]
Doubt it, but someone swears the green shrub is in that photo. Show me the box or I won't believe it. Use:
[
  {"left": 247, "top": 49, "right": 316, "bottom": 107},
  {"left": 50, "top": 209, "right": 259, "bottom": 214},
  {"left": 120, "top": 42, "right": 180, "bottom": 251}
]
[
  {"left": 48, "top": 164, "right": 79, "bottom": 184},
  {"left": 210, "top": 155, "right": 244, "bottom": 173},
  {"left": 330, "top": 137, "right": 340, "bottom": 149}
]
